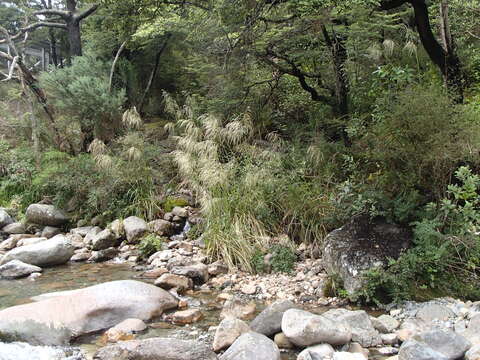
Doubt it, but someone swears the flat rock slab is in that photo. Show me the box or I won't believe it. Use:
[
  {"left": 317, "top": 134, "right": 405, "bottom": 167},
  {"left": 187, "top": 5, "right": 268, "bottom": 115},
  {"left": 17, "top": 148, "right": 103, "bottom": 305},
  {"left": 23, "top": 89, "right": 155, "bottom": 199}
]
[
  {"left": 93, "top": 337, "right": 217, "bottom": 360},
  {"left": 0, "top": 280, "right": 178, "bottom": 346}
]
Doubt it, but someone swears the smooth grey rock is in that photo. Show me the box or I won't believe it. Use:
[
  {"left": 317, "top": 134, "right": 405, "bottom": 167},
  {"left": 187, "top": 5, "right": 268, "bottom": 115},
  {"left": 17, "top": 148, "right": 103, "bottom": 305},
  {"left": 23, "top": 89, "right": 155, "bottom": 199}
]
[
  {"left": 0, "top": 280, "right": 177, "bottom": 346},
  {"left": 416, "top": 304, "right": 455, "bottom": 323},
  {"left": 250, "top": 300, "right": 296, "bottom": 336},
  {"left": 213, "top": 317, "right": 251, "bottom": 352},
  {"left": 17, "top": 237, "right": 47, "bottom": 247},
  {"left": 399, "top": 340, "right": 448, "bottom": 360},
  {"left": 0, "top": 260, "right": 42, "bottom": 279},
  {"left": 2, "top": 222, "right": 24, "bottom": 235},
  {"left": 93, "top": 337, "right": 216, "bottom": 360},
  {"left": 70, "top": 226, "right": 94, "bottom": 237},
  {"left": 282, "top": 309, "right": 351, "bottom": 347},
  {"left": 0, "top": 342, "right": 86, "bottom": 360},
  {"left": 413, "top": 329, "right": 471, "bottom": 360},
  {"left": 0, "top": 235, "right": 74, "bottom": 266},
  {"left": 154, "top": 273, "right": 193, "bottom": 293},
  {"left": 83, "top": 226, "right": 102, "bottom": 246},
  {"left": 219, "top": 332, "right": 280, "bottom": 360},
  {"left": 323, "top": 309, "right": 381, "bottom": 347},
  {"left": 91, "top": 229, "right": 118, "bottom": 251},
  {"left": 41, "top": 226, "right": 61, "bottom": 239},
  {"left": 0, "top": 209, "right": 13, "bottom": 228},
  {"left": 297, "top": 344, "right": 335, "bottom": 360},
  {"left": 372, "top": 314, "right": 400, "bottom": 333},
  {"left": 323, "top": 215, "right": 411, "bottom": 295},
  {"left": 123, "top": 216, "right": 148, "bottom": 243},
  {"left": 88, "top": 247, "right": 118, "bottom": 262},
  {"left": 170, "top": 263, "right": 209, "bottom": 284},
  {"left": 25, "top": 204, "right": 69, "bottom": 227}
]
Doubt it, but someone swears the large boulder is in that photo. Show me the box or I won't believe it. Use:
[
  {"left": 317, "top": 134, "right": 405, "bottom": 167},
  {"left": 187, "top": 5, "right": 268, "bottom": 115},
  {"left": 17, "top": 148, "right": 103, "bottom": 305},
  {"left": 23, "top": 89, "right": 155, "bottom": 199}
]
[
  {"left": 0, "top": 235, "right": 74, "bottom": 266},
  {"left": 323, "top": 215, "right": 411, "bottom": 295},
  {"left": 0, "top": 260, "right": 42, "bottom": 279},
  {"left": 93, "top": 338, "right": 217, "bottom": 360},
  {"left": 281, "top": 309, "right": 351, "bottom": 347},
  {"left": 219, "top": 332, "right": 280, "bottom": 360},
  {"left": 91, "top": 229, "right": 119, "bottom": 251},
  {"left": 123, "top": 216, "right": 148, "bottom": 243},
  {"left": 323, "top": 309, "right": 381, "bottom": 347},
  {"left": 297, "top": 344, "right": 335, "bottom": 360},
  {"left": 0, "top": 342, "right": 86, "bottom": 360},
  {"left": 0, "top": 209, "right": 13, "bottom": 228},
  {"left": 25, "top": 204, "right": 69, "bottom": 227},
  {"left": 0, "top": 280, "right": 178, "bottom": 345},
  {"left": 250, "top": 300, "right": 296, "bottom": 336}
]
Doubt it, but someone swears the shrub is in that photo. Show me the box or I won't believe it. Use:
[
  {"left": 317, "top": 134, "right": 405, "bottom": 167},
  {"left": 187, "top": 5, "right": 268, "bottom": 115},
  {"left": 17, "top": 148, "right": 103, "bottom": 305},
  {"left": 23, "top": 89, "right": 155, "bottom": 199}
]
[
  {"left": 270, "top": 245, "right": 296, "bottom": 273},
  {"left": 138, "top": 234, "right": 165, "bottom": 258},
  {"left": 362, "top": 166, "right": 480, "bottom": 303}
]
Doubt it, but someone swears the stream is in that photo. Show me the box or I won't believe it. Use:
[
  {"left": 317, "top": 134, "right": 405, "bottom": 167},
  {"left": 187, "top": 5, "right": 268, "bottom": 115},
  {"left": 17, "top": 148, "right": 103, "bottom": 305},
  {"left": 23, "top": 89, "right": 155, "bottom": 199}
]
[{"left": 0, "top": 262, "right": 389, "bottom": 359}]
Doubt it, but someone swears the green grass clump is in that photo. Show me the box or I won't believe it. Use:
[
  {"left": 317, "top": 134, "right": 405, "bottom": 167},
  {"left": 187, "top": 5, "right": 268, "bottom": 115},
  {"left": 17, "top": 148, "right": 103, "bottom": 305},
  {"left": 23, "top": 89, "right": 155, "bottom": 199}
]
[
  {"left": 162, "top": 197, "right": 189, "bottom": 212},
  {"left": 138, "top": 234, "right": 165, "bottom": 258}
]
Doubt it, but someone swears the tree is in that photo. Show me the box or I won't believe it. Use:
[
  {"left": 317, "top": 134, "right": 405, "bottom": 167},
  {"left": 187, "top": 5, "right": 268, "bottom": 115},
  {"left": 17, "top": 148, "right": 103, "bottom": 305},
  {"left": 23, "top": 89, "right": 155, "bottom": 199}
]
[{"left": 380, "top": 0, "right": 464, "bottom": 100}]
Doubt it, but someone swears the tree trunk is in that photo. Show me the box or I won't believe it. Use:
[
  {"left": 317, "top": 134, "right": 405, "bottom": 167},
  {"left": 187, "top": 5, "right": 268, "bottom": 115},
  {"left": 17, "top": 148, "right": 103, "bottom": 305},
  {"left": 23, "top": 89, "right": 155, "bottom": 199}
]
[
  {"left": 67, "top": 20, "right": 82, "bottom": 57},
  {"left": 49, "top": 28, "right": 58, "bottom": 67}
]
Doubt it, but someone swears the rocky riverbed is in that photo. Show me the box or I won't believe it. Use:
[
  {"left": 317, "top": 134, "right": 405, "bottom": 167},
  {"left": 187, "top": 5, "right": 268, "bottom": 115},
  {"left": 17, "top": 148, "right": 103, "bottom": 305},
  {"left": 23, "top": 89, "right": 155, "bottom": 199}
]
[{"left": 0, "top": 204, "right": 479, "bottom": 360}]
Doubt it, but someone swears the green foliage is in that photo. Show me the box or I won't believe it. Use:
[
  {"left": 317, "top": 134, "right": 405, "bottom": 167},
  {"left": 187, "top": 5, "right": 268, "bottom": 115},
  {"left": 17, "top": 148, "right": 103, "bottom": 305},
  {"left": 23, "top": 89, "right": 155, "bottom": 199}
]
[
  {"left": 362, "top": 167, "right": 480, "bottom": 303},
  {"left": 270, "top": 245, "right": 296, "bottom": 274},
  {"left": 252, "top": 249, "right": 266, "bottom": 274},
  {"left": 138, "top": 234, "right": 165, "bottom": 258}
]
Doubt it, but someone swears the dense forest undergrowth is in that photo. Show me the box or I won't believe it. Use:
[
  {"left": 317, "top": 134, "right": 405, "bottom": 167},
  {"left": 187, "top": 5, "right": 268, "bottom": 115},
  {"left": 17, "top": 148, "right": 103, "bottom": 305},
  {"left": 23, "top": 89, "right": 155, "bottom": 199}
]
[{"left": 2, "top": 0, "right": 480, "bottom": 303}]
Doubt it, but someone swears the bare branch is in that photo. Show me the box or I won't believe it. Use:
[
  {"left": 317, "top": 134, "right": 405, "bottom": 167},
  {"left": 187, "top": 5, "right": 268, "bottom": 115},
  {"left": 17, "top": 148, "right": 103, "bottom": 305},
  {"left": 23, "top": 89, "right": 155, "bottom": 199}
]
[
  {"left": 109, "top": 40, "right": 128, "bottom": 92},
  {"left": 2, "top": 56, "right": 19, "bottom": 81},
  {"left": 34, "top": 8, "right": 70, "bottom": 19},
  {"left": 0, "top": 22, "right": 67, "bottom": 44},
  {"left": 76, "top": 4, "right": 99, "bottom": 21}
]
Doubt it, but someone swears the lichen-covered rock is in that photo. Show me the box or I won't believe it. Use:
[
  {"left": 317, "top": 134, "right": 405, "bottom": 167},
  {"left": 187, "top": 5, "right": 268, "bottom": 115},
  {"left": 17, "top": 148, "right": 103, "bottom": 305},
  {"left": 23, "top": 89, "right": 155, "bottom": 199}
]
[
  {"left": 323, "top": 215, "right": 411, "bottom": 295},
  {"left": 25, "top": 204, "right": 69, "bottom": 227}
]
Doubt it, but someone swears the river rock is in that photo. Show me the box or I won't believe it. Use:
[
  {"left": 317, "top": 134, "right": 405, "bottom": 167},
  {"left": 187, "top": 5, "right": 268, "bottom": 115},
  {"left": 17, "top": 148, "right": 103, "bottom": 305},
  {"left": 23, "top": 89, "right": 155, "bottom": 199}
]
[
  {"left": 250, "top": 300, "right": 296, "bottom": 336},
  {"left": 17, "top": 237, "right": 47, "bottom": 247},
  {"left": 332, "top": 353, "right": 366, "bottom": 360},
  {"left": 0, "top": 260, "right": 42, "bottom": 279},
  {"left": 0, "top": 235, "right": 74, "bottom": 266},
  {"left": 70, "top": 252, "right": 91, "bottom": 262},
  {"left": 398, "top": 340, "right": 449, "bottom": 360},
  {"left": 149, "top": 219, "right": 174, "bottom": 236},
  {"left": 322, "top": 215, "right": 411, "bottom": 295},
  {"left": 415, "top": 304, "right": 454, "bottom": 323},
  {"left": 88, "top": 247, "right": 119, "bottom": 262},
  {"left": 213, "top": 317, "right": 251, "bottom": 352},
  {"left": 323, "top": 309, "right": 381, "bottom": 347},
  {"left": 172, "top": 206, "right": 188, "bottom": 218},
  {"left": 83, "top": 226, "right": 102, "bottom": 246},
  {"left": 169, "top": 309, "right": 203, "bottom": 324},
  {"left": 104, "top": 318, "right": 146, "bottom": 343},
  {"left": 208, "top": 261, "right": 229, "bottom": 276},
  {"left": 372, "top": 315, "right": 400, "bottom": 333},
  {"left": 219, "top": 332, "right": 280, "bottom": 360},
  {"left": 0, "top": 209, "right": 13, "bottom": 228},
  {"left": 282, "top": 309, "right": 351, "bottom": 346},
  {"left": 93, "top": 337, "right": 217, "bottom": 360},
  {"left": 297, "top": 344, "right": 335, "bottom": 360},
  {"left": 70, "top": 226, "right": 94, "bottom": 237},
  {"left": 2, "top": 222, "right": 25, "bottom": 235},
  {"left": 91, "top": 229, "right": 118, "bottom": 251},
  {"left": 171, "top": 263, "right": 209, "bottom": 283},
  {"left": 411, "top": 329, "right": 471, "bottom": 360},
  {"left": 220, "top": 297, "right": 256, "bottom": 320},
  {"left": 0, "top": 342, "right": 86, "bottom": 360},
  {"left": 154, "top": 273, "right": 193, "bottom": 293},
  {"left": 466, "top": 345, "right": 480, "bottom": 360},
  {"left": 41, "top": 226, "right": 61, "bottom": 239},
  {"left": 108, "top": 219, "right": 124, "bottom": 239},
  {"left": 123, "top": 216, "right": 148, "bottom": 243},
  {"left": 273, "top": 332, "right": 293, "bottom": 349},
  {"left": 0, "top": 280, "right": 177, "bottom": 345},
  {"left": 25, "top": 204, "right": 69, "bottom": 227}
]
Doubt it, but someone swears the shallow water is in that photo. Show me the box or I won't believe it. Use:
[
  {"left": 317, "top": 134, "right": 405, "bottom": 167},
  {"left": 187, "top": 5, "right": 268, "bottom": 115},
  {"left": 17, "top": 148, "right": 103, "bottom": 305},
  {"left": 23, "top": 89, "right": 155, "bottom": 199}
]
[{"left": 0, "top": 262, "right": 388, "bottom": 359}]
